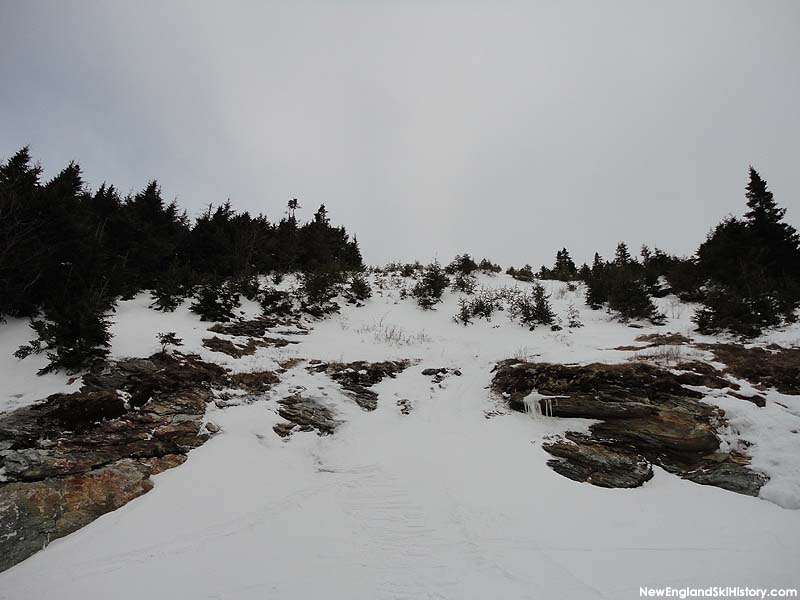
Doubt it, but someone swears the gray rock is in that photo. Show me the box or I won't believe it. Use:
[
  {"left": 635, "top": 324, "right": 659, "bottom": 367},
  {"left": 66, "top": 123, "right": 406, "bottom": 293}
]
[
  {"left": 0, "top": 459, "right": 154, "bottom": 572},
  {"left": 682, "top": 460, "right": 768, "bottom": 496},
  {"left": 0, "top": 352, "right": 234, "bottom": 572},
  {"left": 543, "top": 434, "right": 653, "bottom": 488},
  {"left": 492, "top": 359, "right": 767, "bottom": 497},
  {"left": 277, "top": 394, "right": 343, "bottom": 435},
  {"left": 311, "top": 360, "right": 413, "bottom": 411}
]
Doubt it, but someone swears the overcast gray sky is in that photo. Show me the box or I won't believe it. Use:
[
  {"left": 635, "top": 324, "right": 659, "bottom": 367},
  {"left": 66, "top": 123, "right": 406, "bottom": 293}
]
[{"left": 1, "top": 1, "right": 798, "bottom": 266}]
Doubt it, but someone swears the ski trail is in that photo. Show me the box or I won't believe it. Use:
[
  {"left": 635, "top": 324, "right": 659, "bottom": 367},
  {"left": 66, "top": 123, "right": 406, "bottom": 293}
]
[{"left": 339, "top": 466, "right": 447, "bottom": 599}]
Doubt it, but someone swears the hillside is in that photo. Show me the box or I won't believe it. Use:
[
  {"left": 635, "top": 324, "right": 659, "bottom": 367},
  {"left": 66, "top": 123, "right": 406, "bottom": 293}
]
[{"left": 1, "top": 273, "right": 799, "bottom": 599}]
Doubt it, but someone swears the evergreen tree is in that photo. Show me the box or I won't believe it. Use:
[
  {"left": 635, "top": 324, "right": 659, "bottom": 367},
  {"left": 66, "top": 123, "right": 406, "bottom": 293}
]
[
  {"left": 300, "top": 266, "right": 343, "bottom": 304},
  {"left": 532, "top": 283, "right": 555, "bottom": 324},
  {"left": 508, "top": 264, "right": 534, "bottom": 282},
  {"left": 695, "top": 168, "right": 800, "bottom": 335},
  {"left": 578, "top": 263, "right": 591, "bottom": 281},
  {"left": 607, "top": 268, "right": 664, "bottom": 324},
  {"left": 15, "top": 282, "right": 113, "bottom": 374},
  {"left": 1, "top": 148, "right": 365, "bottom": 371},
  {"left": 583, "top": 247, "right": 662, "bottom": 323},
  {"left": 745, "top": 167, "right": 786, "bottom": 230},
  {"left": 614, "top": 242, "right": 632, "bottom": 266},
  {"left": 156, "top": 331, "right": 183, "bottom": 357},
  {"left": 190, "top": 281, "right": 241, "bottom": 322},
  {"left": 743, "top": 167, "right": 800, "bottom": 295},
  {"left": 446, "top": 254, "right": 478, "bottom": 275},
  {"left": 0, "top": 147, "right": 46, "bottom": 317},
  {"left": 348, "top": 272, "right": 372, "bottom": 301},
  {"left": 413, "top": 261, "right": 450, "bottom": 309},
  {"left": 508, "top": 284, "right": 554, "bottom": 328},
  {"left": 314, "top": 204, "right": 329, "bottom": 225},
  {"left": 478, "top": 258, "right": 502, "bottom": 274},
  {"left": 640, "top": 245, "right": 652, "bottom": 264},
  {"left": 0, "top": 146, "right": 41, "bottom": 191},
  {"left": 585, "top": 253, "right": 608, "bottom": 308},
  {"left": 552, "top": 247, "right": 578, "bottom": 281}
]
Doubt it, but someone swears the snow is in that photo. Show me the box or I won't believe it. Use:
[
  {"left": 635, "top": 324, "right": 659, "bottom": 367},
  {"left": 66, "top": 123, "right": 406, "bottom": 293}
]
[
  {"left": 1, "top": 274, "right": 799, "bottom": 598},
  {"left": 708, "top": 378, "right": 800, "bottom": 510},
  {"left": 0, "top": 318, "right": 81, "bottom": 413}
]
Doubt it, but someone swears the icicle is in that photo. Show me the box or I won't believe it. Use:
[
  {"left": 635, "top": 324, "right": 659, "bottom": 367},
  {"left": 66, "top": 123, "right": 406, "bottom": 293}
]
[
  {"left": 522, "top": 391, "right": 560, "bottom": 418},
  {"left": 522, "top": 393, "right": 537, "bottom": 416},
  {"left": 522, "top": 390, "right": 555, "bottom": 419}
]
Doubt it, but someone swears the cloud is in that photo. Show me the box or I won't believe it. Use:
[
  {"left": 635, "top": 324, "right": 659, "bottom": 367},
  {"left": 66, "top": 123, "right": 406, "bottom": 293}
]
[{"left": 2, "top": 0, "right": 799, "bottom": 265}]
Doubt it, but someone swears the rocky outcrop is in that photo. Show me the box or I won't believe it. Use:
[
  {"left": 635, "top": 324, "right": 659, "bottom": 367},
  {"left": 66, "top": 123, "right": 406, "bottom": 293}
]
[
  {"left": 421, "top": 367, "right": 462, "bottom": 384},
  {"left": 0, "top": 353, "right": 230, "bottom": 572},
  {"left": 208, "top": 315, "right": 309, "bottom": 339},
  {"left": 492, "top": 360, "right": 768, "bottom": 497},
  {"left": 202, "top": 335, "right": 297, "bottom": 358},
  {"left": 275, "top": 394, "right": 342, "bottom": 436},
  {"left": 274, "top": 358, "right": 410, "bottom": 433},
  {"left": 307, "top": 360, "right": 413, "bottom": 410},
  {"left": 230, "top": 370, "right": 281, "bottom": 393},
  {"left": 729, "top": 391, "right": 767, "bottom": 407},
  {"left": 543, "top": 433, "right": 653, "bottom": 488},
  {"left": 0, "top": 459, "right": 154, "bottom": 571},
  {"left": 209, "top": 318, "right": 272, "bottom": 338}
]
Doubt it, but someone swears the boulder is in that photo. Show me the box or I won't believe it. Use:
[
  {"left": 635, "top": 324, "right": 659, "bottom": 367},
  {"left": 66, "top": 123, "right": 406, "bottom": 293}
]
[
  {"left": 543, "top": 434, "right": 653, "bottom": 488},
  {"left": 277, "top": 394, "right": 342, "bottom": 435}
]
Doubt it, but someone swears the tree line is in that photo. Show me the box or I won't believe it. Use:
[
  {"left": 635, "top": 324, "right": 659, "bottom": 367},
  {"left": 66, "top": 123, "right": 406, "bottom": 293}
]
[
  {"left": 0, "top": 147, "right": 363, "bottom": 372},
  {"left": 403, "top": 167, "right": 798, "bottom": 337},
  {"left": 2, "top": 147, "right": 797, "bottom": 373},
  {"left": 521, "top": 167, "right": 800, "bottom": 334}
]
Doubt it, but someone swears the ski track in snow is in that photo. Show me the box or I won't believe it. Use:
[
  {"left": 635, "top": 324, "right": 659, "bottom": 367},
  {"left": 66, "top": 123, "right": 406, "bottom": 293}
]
[{"left": 1, "top": 274, "right": 799, "bottom": 599}]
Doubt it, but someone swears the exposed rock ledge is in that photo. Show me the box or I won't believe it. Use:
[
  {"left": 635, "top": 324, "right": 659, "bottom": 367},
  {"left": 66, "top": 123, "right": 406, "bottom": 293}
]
[
  {"left": 0, "top": 353, "right": 242, "bottom": 572},
  {"left": 491, "top": 360, "right": 768, "bottom": 496},
  {"left": 306, "top": 360, "right": 414, "bottom": 410}
]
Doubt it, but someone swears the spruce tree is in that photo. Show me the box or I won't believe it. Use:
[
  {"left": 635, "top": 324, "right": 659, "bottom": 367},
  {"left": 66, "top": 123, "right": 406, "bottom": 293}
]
[
  {"left": 696, "top": 168, "right": 800, "bottom": 335},
  {"left": 578, "top": 263, "right": 591, "bottom": 281},
  {"left": 745, "top": 167, "right": 786, "bottom": 230},
  {"left": 413, "top": 261, "right": 450, "bottom": 309},
  {"left": 0, "top": 148, "right": 45, "bottom": 317},
  {"left": 3, "top": 148, "right": 368, "bottom": 370},
  {"left": 314, "top": 204, "right": 329, "bottom": 225},
  {"left": 585, "top": 253, "right": 607, "bottom": 308},
  {"left": 607, "top": 269, "right": 663, "bottom": 324},
  {"left": 552, "top": 248, "right": 578, "bottom": 281},
  {"left": 614, "top": 242, "right": 632, "bottom": 266},
  {"left": 532, "top": 283, "right": 555, "bottom": 324}
]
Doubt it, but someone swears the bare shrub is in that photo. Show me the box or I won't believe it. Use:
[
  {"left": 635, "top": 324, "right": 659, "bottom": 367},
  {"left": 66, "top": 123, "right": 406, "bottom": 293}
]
[
  {"left": 630, "top": 345, "right": 685, "bottom": 366},
  {"left": 355, "top": 321, "right": 432, "bottom": 346}
]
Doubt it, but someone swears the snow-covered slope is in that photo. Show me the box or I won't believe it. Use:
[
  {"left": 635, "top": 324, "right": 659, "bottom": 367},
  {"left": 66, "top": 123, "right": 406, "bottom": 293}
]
[{"left": 1, "top": 274, "right": 799, "bottom": 599}]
